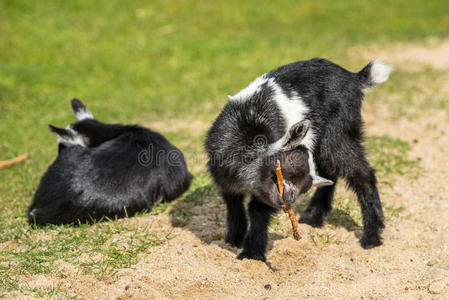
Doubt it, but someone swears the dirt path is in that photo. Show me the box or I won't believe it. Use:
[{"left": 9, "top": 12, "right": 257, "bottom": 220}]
[
  {"left": 104, "top": 110, "right": 449, "bottom": 300},
  {"left": 5, "top": 42, "right": 449, "bottom": 299}
]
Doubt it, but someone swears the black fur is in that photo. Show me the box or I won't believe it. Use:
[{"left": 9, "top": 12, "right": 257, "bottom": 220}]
[
  {"left": 206, "top": 58, "right": 390, "bottom": 260},
  {"left": 28, "top": 99, "right": 193, "bottom": 225}
]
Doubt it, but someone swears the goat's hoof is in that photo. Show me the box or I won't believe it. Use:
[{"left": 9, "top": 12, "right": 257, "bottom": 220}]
[
  {"left": 298, "top": 210, "right": 324, "bottom": 227},
  {"left": 360, "top": 233, "right": 382, "bottom": 249},
  {"left": 225, "top": 234, "right": 244, "bottom": 248},
  {"left": 237, "top": 250, "right": 266, "bottom": 262}
]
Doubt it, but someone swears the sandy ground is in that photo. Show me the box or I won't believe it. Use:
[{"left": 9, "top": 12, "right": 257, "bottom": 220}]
[{"left": 5, "top": 41, "right": 449, "bottom": 299}]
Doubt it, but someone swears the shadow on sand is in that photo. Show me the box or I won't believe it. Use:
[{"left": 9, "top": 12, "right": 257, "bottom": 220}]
[{"left": 169, "top": 184, "right": 363, "bottom": 260}]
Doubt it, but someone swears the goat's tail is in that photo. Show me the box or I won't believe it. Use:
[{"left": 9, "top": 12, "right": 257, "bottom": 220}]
[{"left": 358, "top": 59, "right": 392, "bottom": 92}]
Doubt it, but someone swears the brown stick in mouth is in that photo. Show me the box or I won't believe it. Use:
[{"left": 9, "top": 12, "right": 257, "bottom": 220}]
[{"left": 276, "top": 160, "right": 301, "bottom": 241}]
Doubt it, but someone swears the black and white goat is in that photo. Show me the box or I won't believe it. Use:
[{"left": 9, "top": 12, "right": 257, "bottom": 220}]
[
  {"left": 206, "top": 58, "right": 392, "bottom": 261},
  {"left": 28, "top": 99, "right": 193, "bottom": 225}
]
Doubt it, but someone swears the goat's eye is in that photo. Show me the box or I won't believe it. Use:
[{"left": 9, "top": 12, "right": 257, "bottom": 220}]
[{"left": 289, "top": 159, "right": 294, "bottom": 167}]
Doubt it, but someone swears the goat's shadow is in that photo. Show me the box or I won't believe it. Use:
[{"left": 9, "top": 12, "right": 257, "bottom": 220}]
[
  {"left": 322, "top": 208, "right": 363, "bottom": 238},
  {"left": 294, "top": 198, "right": 363, "bottom": 238},
  {"left": 169, "top": 184, "right": 363, "bottom": 261},
  {"left": 168, "top": 184, "right": 283, "bottom": 260}
]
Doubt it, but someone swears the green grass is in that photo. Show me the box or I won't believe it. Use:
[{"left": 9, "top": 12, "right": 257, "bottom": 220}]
[
  {"left": 0, "top": 217, "right": 169, "bottom": 294},
  {"left": 366, "top": 135, "right": 420, "bottom": 184},
  {"left": 1, "top": 0, "right": 447, "bottom": 297}
]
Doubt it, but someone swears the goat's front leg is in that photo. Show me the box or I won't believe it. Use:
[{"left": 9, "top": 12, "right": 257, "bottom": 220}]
[
  {"left": 223, "top": 193, "right": 247, "bottom": 248},
  {"left": 237, "top": 196, "right": 276, "bottom": 261}
]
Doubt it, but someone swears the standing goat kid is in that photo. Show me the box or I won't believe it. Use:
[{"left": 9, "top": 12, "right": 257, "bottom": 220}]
[
  {"left": 206, "top": 58, "right": 392, "bottom": 261},
  {"left": 28, "top": 99, "right": 193, "bottom": 225}
]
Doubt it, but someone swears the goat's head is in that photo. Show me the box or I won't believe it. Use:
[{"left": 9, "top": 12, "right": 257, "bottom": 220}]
[
  {"left": 254, "top": 120, "right": 333, "bottom": 208},
  {"left": 47, "top": 99, "right": 99, "bottom": 151}
]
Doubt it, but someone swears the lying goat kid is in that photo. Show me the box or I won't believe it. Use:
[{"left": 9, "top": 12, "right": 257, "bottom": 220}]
[
  {"left": 206, "top": 58, "right": 392, "bottom": 261},
  {"left": 28, "top": 99, "right": 193, "bottom": 225}
]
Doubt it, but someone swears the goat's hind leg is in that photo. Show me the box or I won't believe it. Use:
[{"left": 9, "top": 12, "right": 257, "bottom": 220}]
[
  {"left": 344, "top": 154, "right": 385, "bottom": 248},
  {"left": 223, "top": 192, "right": 247, "bottom": 248}
]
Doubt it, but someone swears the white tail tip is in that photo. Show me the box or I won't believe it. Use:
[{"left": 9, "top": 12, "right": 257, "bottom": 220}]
[{"left": 371, "top": 59, "right": 393, "bottom": 84}]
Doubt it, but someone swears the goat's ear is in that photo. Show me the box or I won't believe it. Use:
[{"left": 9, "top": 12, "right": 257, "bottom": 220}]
[
  {"left": 311, "top": 174, "right": 333, "bottom": 187},
  {"left": 48, "top": 125, "right": 71, "bottom": 138},
  {"left": 71, "top": 98, "right": 93, "bottom": 121},
  {"left": 281, "top": 120, "right": 310, "bottom": 151}
]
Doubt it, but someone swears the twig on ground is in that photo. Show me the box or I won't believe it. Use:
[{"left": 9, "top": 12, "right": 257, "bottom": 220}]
[{"left": 0, "top": 154, "right": 29, "bottom": 169}]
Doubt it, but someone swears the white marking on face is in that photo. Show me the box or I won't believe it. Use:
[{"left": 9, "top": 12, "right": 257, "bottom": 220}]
[{"left": 229, "top": 74, "right": 268, "bottom": 101}]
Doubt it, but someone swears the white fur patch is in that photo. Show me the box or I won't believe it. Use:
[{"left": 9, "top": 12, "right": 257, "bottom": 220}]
[
  {"left": 229, "top": 74, "right": 268, "bottom": 101},
  {"left": 68, "top": 127, "right": 89, "bottom": 147},
  {"left": 268, "top": 80, "right": 316, "bottom": 150},
  {"left": 307, "top": 150, "right": 317, "bottom": 176},
  {"left": 74, "top": 108, "right": 94, "bottom": 121},
  {"left": 53, "top": 126, "right": 89, "bottom": 147},
  {"left": 267, "top": 79, "right": 318, "bottom": 176},
  {"left": 230, "top": 74, "right": 319, "bottom": 177},
  {"left": 370, "top": 59, "right": 392, "bottom": 85},
  {"left": 55, "top": 136, "right": 85, "bottom": 147}
]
